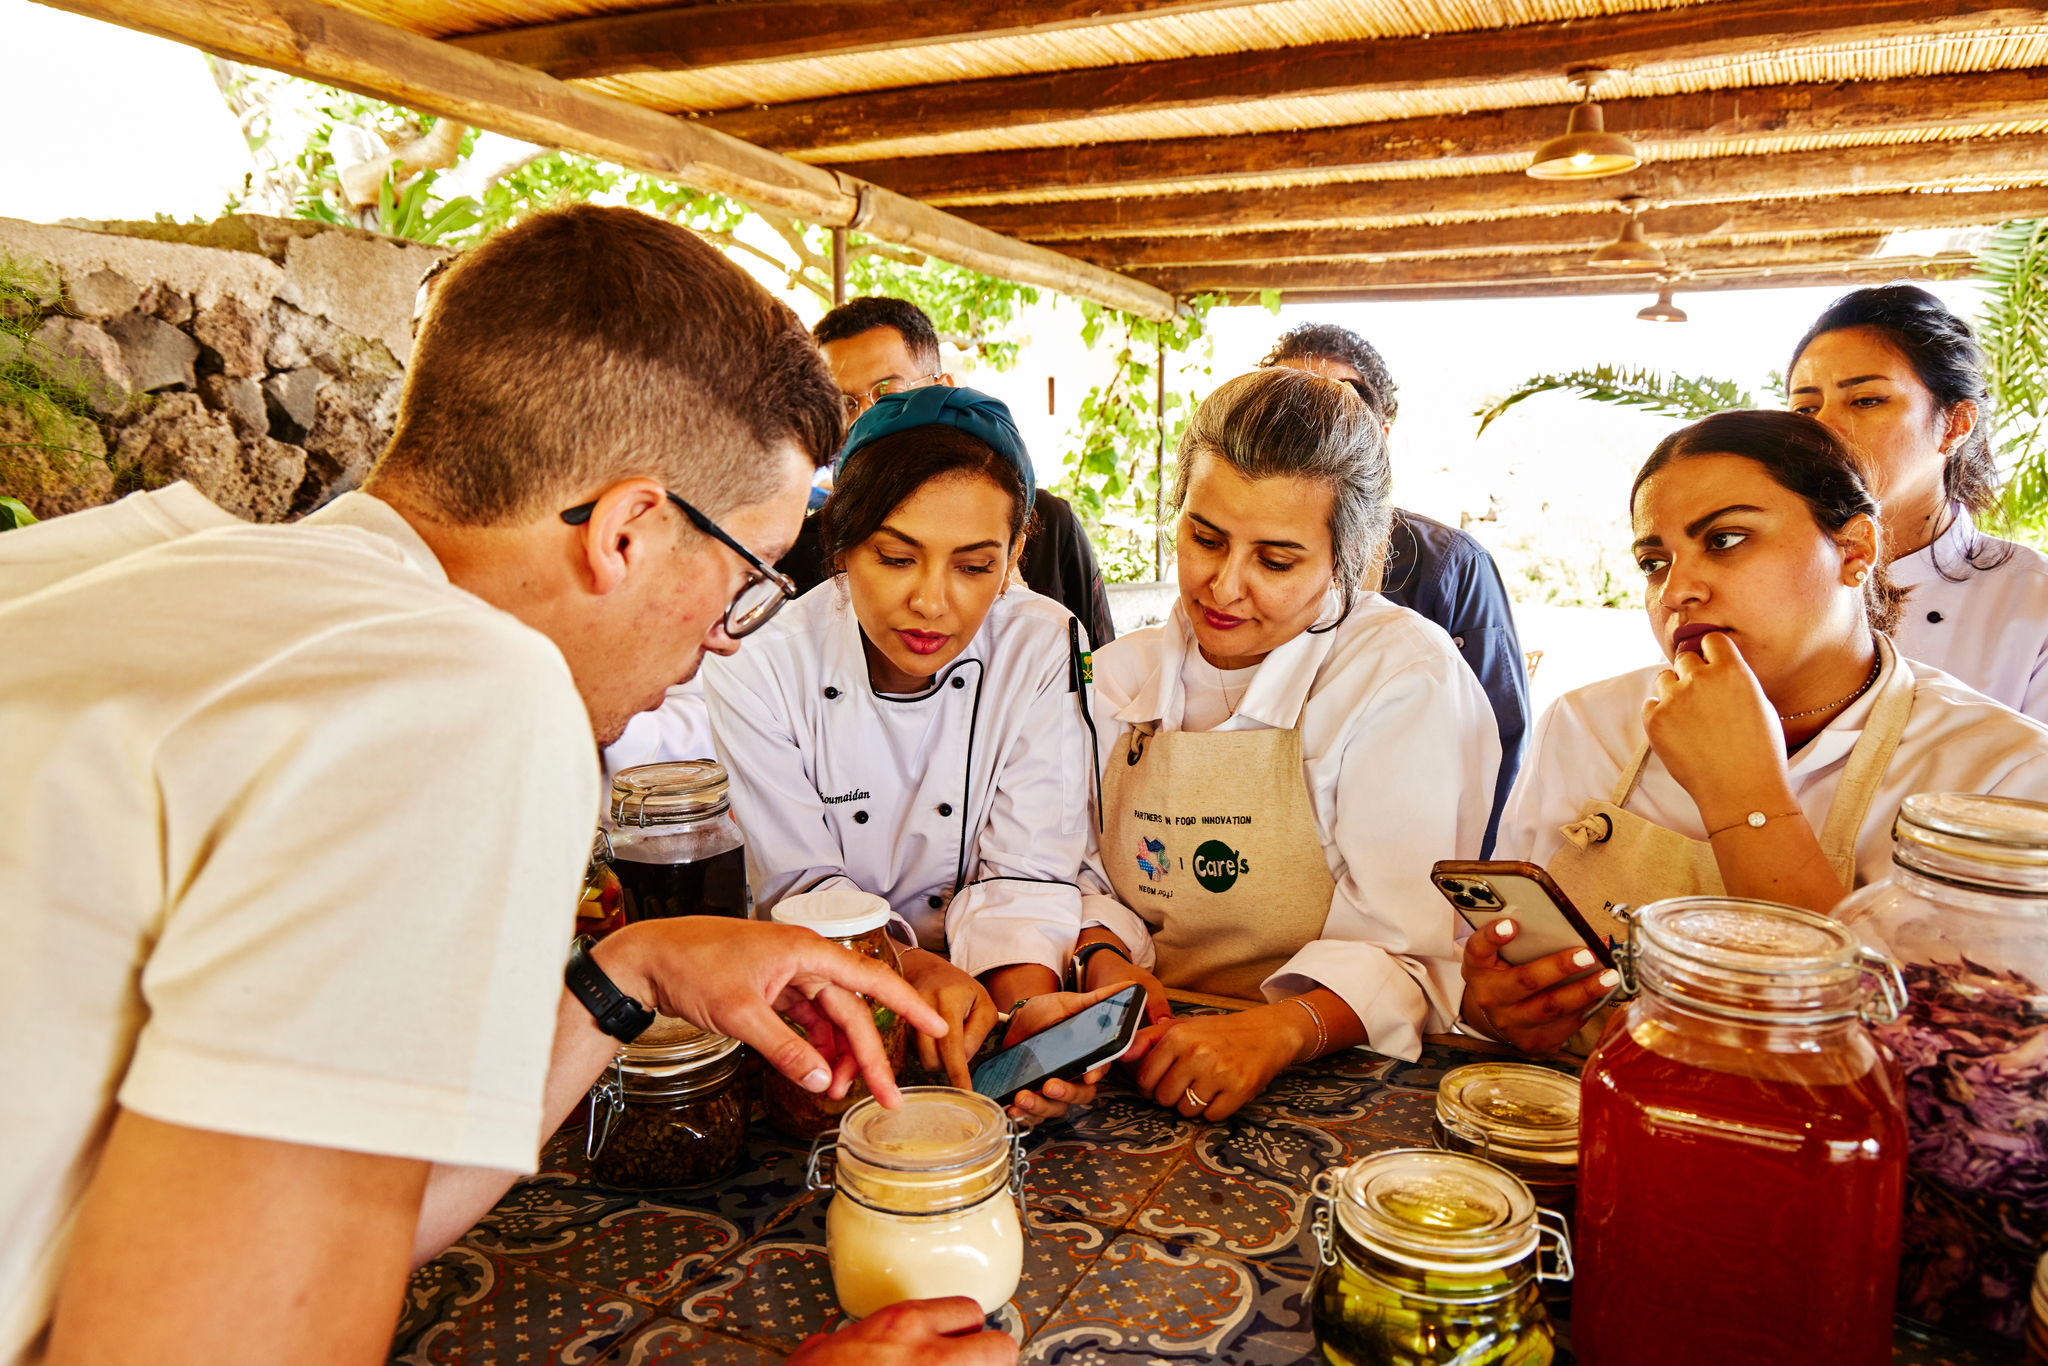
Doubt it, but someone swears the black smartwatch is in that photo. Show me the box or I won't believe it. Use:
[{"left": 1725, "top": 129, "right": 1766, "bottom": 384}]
[
  {"left": 566, "top": 936, "right": 655, "bottom": 1043},
  {"left": 1069, "top": 940, "right": 1131, "bottom": 992}
]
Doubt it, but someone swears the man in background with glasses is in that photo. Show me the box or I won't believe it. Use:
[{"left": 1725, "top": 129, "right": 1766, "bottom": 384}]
[
  {"left": 784, "top": 296, "right": 1118, "bottom": 648},
  {"left": 0, "top": 206, "right": 1011, "bottom": 1366}
]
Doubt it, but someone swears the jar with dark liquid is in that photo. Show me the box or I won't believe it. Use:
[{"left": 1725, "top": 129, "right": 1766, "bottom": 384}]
[
  {"left": 609, "top": 761, "right": 749, "bottom": 923},
  {"left": 1575, "top": 897, "right": 1908, "bottom": 1366}
]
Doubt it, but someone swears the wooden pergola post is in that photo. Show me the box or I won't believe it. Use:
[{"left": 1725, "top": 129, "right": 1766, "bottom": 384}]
[
  {"left": 830, "top": 226, "right": 847, "bottom": 307},
  {"left": 1154, "top": 319, "right": 1167, "bottom": 582}
]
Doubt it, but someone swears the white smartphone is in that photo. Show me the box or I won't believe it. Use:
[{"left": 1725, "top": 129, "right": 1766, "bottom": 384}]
[{"left": 1431, "top": 860, "right": 1614, "bottom": 982}]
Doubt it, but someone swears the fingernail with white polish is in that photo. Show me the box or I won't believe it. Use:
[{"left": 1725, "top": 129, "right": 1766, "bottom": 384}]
[
  {"left": 1571, "top": 949, "right": 1596, "bottom": 968},
  {"left": 1598, "top": 970, "right": 1621, "bottom": 988},
  {"left": 801, "top": 1068, "right": 830, "bottom": 1093},
  {"left": 1495, "top": 919, "right": 1517, "bottom": 938}
]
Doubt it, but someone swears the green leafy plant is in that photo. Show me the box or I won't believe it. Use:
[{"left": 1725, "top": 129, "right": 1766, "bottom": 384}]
[
  {"left": 0, "top": 254, "right": 113, "bottom": 523},
  {"left": 1474, "top": 366, "right": 1760, "bottom": 436},
  {"left": 375, "top": 170, "right": 481, "bottom": 245},
  {"left": 1976, "top": 218, "right": 2048, "bottom": 539}
]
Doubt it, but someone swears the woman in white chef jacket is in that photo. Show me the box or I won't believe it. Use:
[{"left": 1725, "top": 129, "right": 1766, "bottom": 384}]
[
  {"left": 1072, "top": 368, "right": 1499, "bottom": 1119},
  {"left": 703, "top": 386, "right": 1108, "bottom": 1106},
  {"left": 1463, "top": 410, "right": 2048, "bottom": 1056},
  {"left": 1789, "top": 284, "right": 2048, "bottom": 720}
]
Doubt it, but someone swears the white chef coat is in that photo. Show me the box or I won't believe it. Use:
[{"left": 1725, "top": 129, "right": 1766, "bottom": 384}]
[
  {"left": 701, "top": 579, "right": 1097, "bottom": 980},
  {"left": 1498, "top": 648, "right": 2048, "bottom": 886},
  {"left": 1086, "top": 596, "right": 1500, "bottom": 1055},
  {"left": 1888, "top": 515, "right": 2048, "bottom": 723}
]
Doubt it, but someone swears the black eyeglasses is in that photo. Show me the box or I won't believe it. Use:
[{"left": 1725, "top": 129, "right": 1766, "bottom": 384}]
[{"left": 561, "top": 489, "right": 797, "bottom": 638}]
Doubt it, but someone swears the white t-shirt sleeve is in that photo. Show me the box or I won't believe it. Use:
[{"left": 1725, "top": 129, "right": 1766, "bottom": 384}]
[
  {"left": 116, "top": 610, "right": 596, "bottom": 1174},
  {"left": 1265, "top": 659, "right": 1498, "bottom": 1061}
]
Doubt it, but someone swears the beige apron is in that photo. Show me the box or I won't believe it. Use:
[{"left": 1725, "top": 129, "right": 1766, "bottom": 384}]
[
  {"left": 1100, "top": 723, "right": 1337, "bottom": 1000},
  {"left": 1547, "top": 637, "right": 1917, "bottom": 944}
]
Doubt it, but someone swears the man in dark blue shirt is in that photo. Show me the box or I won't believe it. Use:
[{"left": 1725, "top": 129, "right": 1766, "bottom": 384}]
[{"left": 1264, "top": 324, "right": 1530, "bottom": 856}]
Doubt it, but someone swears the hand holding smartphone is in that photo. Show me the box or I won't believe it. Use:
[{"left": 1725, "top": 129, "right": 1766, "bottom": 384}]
[
  {"left": 970, "top": 984, "right": 1146, "bottom": 1107},
  {"left": 1430, "top": 860, "right": 1612, "bottom": 985}
]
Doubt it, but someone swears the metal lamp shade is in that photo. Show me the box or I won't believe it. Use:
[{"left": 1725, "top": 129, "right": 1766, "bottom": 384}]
[
  {"left": 1527, "top": 102, "right": 1641, "bottom": 180},
  {"left": 1590, "top": 217, "right": 1665, "bottom": 269},
  {"left": 1637, "top": 286, "right": 1687, "bottom": 323}
]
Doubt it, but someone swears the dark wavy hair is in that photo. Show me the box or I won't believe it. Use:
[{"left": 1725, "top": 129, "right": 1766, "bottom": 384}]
[
  {"left": 819, "top": 425, "right": 1037, "bottom": 568},
  {"left": 1790, "top": 284, "right": 2006, "bottom": 574},
  {"left": 1631, "top": 410, "right": 1903, "bottom": 636},
  {"left": 813, "top": 295, "right": 943, "bottom": 372},
  {"left": 1260, "top": 322, "right": 1400, "bottom": 424}
]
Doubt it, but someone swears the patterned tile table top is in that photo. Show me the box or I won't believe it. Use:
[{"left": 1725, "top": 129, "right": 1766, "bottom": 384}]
[{"left": 392, "top": 1033, "right": 2003, "bottom": 1366}]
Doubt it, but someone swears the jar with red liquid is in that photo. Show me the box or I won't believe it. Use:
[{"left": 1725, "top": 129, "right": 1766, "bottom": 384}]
[{"left": 1574, "top": 896, "right": 1909, "bottom": 1366}]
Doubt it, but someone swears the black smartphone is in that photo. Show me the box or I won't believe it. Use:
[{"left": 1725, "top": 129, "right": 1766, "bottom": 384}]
[{"left": 970, "top": 984, "right": 1146, "bottom": 1107}]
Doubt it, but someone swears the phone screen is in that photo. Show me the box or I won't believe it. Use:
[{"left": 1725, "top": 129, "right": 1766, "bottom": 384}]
[{"left": 971, "top": 986, "right": 1142, "bottom": 1101}]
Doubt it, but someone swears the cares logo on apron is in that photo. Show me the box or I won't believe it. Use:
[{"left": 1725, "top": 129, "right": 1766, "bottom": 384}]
[{"left": 1192, "top": 840, "right": 1248, "bottom": 893}]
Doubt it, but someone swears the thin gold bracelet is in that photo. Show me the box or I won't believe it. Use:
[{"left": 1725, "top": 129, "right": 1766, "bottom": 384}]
[
  {"left": 1705, "top": 809, "right": 1802, "bottom": 839},
  {"left": 1290, "top": 996, "right": 1327, "bottom": 1062}
]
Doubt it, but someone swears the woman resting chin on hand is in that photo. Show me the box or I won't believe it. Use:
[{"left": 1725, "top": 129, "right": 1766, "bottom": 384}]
[{"left": 1464, "top": 410, "right": 2048, "bottom": 1056}]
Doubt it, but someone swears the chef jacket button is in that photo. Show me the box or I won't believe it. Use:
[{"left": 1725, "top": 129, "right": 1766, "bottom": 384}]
[
  {"left": 823, "top": 686, "right": 840, "bottom": 699},
  {"left": 853, "top": 810, "right": 869, "bottom": 824},
  {"left": 927, "top": 894, "right": 944, "bottom": 909},
  {"left": 950, "top": 676, "right": 965, "bottom": 689},
  {"left": 1927, "top": 610, "right": 1944, "bottom": 624},
  {"left": 938, "top": 802, "right": 953, "bottom": 817}
]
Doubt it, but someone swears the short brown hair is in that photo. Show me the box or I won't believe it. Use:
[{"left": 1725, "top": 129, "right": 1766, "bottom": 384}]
[
  {"left": 374, "top": 205, "right": 842, "bottom": 525},
  {"left": 1633, "top": 410, "right": 1903, "bottom": 635}
]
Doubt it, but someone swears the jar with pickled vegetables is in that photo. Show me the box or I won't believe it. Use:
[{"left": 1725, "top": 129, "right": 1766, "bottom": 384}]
[
  {"left": 809, "top": 1088, "right": 1025, "bottom": 1318},
  {"left": 575, "top": 831, "right": 627, "bottom": 942},
  {"left": 1433, "top": 1062, "right": 1579, "bottom": 1230},
  {"left": 586, "top": 1015, "right": 747, "bottom": 1189},
  {"left": 1835, "top": 793, "right": 2048, "bottom": 1343},
  {"left": 1309, "top": 1148, "right": 1570, "bottom": 1366},
  {"left": 763, "top": 888, "right": 909, "bottom": 1141}
]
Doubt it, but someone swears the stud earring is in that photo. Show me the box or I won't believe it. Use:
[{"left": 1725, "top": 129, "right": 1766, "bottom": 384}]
[{"left": 1853, "top": 569, "right": 1869, "bottom": 586}]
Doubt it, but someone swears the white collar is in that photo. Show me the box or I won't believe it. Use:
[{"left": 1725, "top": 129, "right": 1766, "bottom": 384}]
[
  {"left": 303, "top": 491, "right": 451, "bottom": 584},
  {"left": 1113, "top": 597, "right": 1336, "bottom": 731},
  {"left": 1888, "top": 510, "right": 1977, "bottom": 588}
]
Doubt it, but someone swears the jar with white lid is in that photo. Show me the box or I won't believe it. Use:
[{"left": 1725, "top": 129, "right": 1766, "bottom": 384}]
[
  {"left": 608, "top": 761, "right": 749, "bottom": 922},
  {"left": 1309, "top": 1147, "right": 1570, "bottom": 1366},
  {"left": 764, "top": 888, "right": 910, "bottom": 1141},
  {"left": 1835, "top": 792, "right": 2048, "bottom": 1342},
  {"left": 1432, "top": 1062, "right": 1579, "bottom": 1229},
  {"left": 808, "top": 1088, "right": 1026, "bottom": 1318},
  {"left": 585, "top": 1014, "right": 747, "bottom": 1189}
]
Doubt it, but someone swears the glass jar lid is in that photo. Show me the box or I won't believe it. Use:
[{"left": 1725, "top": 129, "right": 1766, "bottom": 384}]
[
  {"left": 1635, "top": 897, "right": 1863, "bottom": 1023},
  {"left": 1332, "top": 1149, "right": 1539, "bottom": 1273},
  {"left": 772, "top": 886, "right": 895, "bottom": 939},
  {"left": 611, "top": 761, "right": 730, "bottom": 827},
  {"left": 1894, "top": 793, "right": 2048, "bottom": 894},
  {"left": 1436, "top": 1063, "right": 1580, "bottom": 1166},
  {"left": 619, "top": 1014, "right": 741, "bottom": 1075},
  {"left": 838, "top": 1087, "right": 1009, "bottom": 1173}
]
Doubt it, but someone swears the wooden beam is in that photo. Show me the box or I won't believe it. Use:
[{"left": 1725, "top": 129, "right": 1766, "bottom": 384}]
[
  {"left": 1195, "top": 258, "right": 1974, "bottom": 305},
  {"left": 1055, "top": 188, "right": 2048, "bottom": 269},
  {"left": 838, "top": 70, "right": 2048, "bottom": 205},
  {"left": 32, "top": 0, "right": 1173, "bottom": 320},
  {"left": 447, "top": 0, "right": 1267, "bottom": 80},
  {"left": 1127, "top": 239, "right": 1907, "bottom": 296},
  {"left": 698, "top": 0, "right": 2048, "bottom": 155},
  {"left": 958, "top": 136, "right": 2048, "bottom": 240}
]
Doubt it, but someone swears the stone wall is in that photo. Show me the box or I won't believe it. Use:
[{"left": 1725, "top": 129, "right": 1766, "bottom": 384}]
[{"left": 0, "top": 215, "right": 446, "bottom": 521}]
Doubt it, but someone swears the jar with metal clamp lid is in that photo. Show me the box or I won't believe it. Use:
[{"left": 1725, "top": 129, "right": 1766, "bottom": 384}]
[
  {"left": 763, "top": 888, "right": 910, "bottom": 1141},
  {"left": 808, "top": 1088, "right": 1026, "bottom": 1318},
  {"left": 1835, "top": 793, "right": 2048, "bottom": 1344},
  {"left": 608, "top": 761, "right": 749, "bottom": 922},
  {"left": 1433, "top": 1062, "right": 1579, "bottom": 1230},
  {"left": 574, "top": 830, "right": 627, "bottom": 942},
  {"left": 1309, "top": 1147, "right": 1570, "bottom": 1366},
  {"left": 585, "top": 1015, "right": 747, "bottom": 1189},
  {"left": 1575, "top": 896, "right": 1908, "bottom": 1366}
]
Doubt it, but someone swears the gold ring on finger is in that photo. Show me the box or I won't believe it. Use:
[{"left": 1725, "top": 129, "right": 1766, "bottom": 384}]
[{"left": 1183, "top": 1086, "right": 1208, "bottom": 1109}]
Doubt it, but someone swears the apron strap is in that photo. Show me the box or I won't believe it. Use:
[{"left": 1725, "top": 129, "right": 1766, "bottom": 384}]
[
  {"left": 1812, "top": 637, "right": 1916, "bottom": 885},
  {"left": 1554, "top": 738, "right": 1652, "bottom": 851}
]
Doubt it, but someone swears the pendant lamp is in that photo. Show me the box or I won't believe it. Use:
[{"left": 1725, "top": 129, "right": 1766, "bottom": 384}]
[
  {"left": 1590, "top": 197, "right": 1665, "bottom": 270},
  {"left": 1527, "top": 69, "right": 1641, "bottom": 180},
  {"left": 1637, "top": 282, "right": 1687, "bottom": 323}
]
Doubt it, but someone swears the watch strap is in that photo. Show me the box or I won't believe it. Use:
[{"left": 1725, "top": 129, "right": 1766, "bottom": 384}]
[
  {"left": 1069, "top": 940, "right": 1131, "bottom": 992},
  {"left": 566, "top": 936, "right": 656, "bottom": 1043}
]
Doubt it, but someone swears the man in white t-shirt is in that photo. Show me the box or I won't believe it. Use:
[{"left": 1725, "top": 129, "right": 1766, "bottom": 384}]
[{"left": 0, "top": 207, "right": 1010, "bottom": 1366}]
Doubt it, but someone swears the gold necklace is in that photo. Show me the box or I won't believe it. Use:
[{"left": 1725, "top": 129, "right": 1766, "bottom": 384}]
[
  {"left": 1777, "top": 654, "right": 1882, "bottom": 722},
  {"left": 1213, "top": 655, "right": 1250, "bottom": 718}
]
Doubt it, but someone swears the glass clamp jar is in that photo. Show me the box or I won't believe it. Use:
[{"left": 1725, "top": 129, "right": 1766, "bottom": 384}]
[
  {"left": 585, "top": 1014, "right": 748, "bottom": 1189},
  {"left": 1837, "top": 793, "right": 2048, "bottom": 1343},
  {"left": 1575, "top": 897, "right": 1910, "bottom": 1366},
  {"left": 765, "top": 888, "right": 911, "bottom": 1142},
  {"left": 1433, "top": 1062, "right": 1580, "bottom": 1229},
  {"left": 608, "top": 761, "right": 750, "bottom": 922},
  {"left": 806, "top": 1088, "right": 1029, "bottom": 1318},
  {"left": 1310, "top": 1148, "right": 1571, "bottom": 1366}
]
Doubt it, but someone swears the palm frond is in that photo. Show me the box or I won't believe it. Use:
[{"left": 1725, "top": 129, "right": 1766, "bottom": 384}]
[
  {"left": 1474, "top": 366, "right": 1756, "bottom": 437},
  {"left": 1976, "top": 219, "right": 2048, "bottom": 534}
]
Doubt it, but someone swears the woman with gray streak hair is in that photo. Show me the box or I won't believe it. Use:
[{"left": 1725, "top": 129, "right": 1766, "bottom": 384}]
[{"left": 1070, "top": 368, "right": 1498, "bottom": 1120}]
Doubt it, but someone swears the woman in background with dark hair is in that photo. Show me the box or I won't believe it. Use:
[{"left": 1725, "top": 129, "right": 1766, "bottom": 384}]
[
  {"left": 1461, "top": 410, "right": 2048, "bottom": 1056},
  {"left": 1789, "top": 283, "right": 2048, "bottom": 719},
  {"left": 702, "top": 387, "right": 1116, "bottom": 1116}
]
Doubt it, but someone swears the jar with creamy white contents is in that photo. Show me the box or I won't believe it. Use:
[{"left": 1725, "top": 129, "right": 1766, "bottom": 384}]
[{"left": 808, "top": 1088, "right": 1026, "bottom": 1317}]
